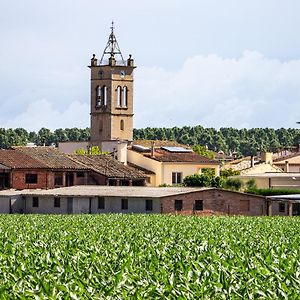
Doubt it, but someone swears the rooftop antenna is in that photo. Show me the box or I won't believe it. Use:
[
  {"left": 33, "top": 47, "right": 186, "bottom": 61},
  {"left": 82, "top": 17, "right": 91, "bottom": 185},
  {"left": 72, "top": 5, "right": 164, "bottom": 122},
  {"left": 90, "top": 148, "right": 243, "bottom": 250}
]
[{"left": 99, "top": 21, "right": 125, "bottom": 65}]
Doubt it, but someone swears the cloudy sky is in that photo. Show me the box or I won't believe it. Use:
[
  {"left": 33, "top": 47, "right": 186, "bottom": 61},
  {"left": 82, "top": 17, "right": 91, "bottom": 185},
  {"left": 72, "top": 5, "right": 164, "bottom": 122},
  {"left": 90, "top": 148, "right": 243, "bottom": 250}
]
[{"left": 1, "top": 0, "right": 300, "bottom": 131}]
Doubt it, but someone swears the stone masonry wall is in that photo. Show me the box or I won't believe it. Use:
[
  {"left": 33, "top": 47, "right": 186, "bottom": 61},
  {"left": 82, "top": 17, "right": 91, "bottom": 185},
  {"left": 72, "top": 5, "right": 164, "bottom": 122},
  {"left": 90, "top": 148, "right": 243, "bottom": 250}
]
[{"left": 161, "top": 189, "right": 267, "bottom": 216}]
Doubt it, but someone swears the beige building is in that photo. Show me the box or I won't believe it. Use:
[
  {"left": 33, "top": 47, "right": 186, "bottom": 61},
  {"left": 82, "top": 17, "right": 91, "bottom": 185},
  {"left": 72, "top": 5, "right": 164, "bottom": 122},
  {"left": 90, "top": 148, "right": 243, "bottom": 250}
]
[
  {"left": 237, "top": 172, "right": 300, "bottom": 189},
  {"left": 273, "top": 152, "right": 300, "bottom": 173},
  {"left": 128, "top": 141, "right": 220, "bottom": 186}
]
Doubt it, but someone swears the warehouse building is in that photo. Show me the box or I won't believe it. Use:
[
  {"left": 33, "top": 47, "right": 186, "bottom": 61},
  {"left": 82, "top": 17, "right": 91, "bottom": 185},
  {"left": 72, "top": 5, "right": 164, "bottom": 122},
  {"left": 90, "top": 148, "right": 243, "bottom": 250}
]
[{"left": 0, "top": 186, "right": 271, "bottom": 216}]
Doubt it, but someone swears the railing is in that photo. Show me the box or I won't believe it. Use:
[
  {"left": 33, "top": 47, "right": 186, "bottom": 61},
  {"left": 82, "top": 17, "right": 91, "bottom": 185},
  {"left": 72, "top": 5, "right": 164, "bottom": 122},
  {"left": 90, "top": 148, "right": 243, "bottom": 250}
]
[{"left": 98, "top": 59, "right": 126, "bottom": 66}]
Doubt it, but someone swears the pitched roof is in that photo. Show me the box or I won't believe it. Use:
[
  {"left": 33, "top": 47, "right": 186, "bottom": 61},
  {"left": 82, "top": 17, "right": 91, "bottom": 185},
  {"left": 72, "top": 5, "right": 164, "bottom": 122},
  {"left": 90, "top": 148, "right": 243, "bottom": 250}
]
[
  {"left": 69, "top": 155, "right": 147, "bottom": 179},
  {"left": 273, "top": 152, "right": 300, "bottom": 163},
  {"left": 0, "top": 149, "right": 48, "bottom": 169},
  {"left": 14, "top": 147, "right": 87, "bottom": 170},
  {"left": 133, "top": 140, "right": 187, "bottom": 148},
  {"left": 144, "top": 149, "right": 219, "bottom": 164}
]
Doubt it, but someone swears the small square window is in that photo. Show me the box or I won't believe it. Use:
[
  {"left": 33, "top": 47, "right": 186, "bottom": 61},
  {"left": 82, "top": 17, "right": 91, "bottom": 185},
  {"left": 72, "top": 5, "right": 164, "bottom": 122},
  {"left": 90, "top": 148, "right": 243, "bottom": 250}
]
[
  {"left": 146, "top": 199, "right": 153, "bottom": 211},
  {"left": 76, "top": 172, "right": 85, "bottom": 178},
  {"left": 279, "top": 203, "right": 285, "bottom": 213},
  {"left": 175, "top": 199, "right": 183, "bottom": 211},
  {"left": 32, "top": 197, "right": 39, "bottom": 207},
  {"left": 54, "top": 173, "right": 63, "bottom": 186},
  {"left": 195, "top": 200, "right": 203, "bottom": 211},
  {"left": 98, "top": 197, "right": 105, "bottom": 209},
  {"left": 121, "top": 198, "right": 128, "bottom": 210},
  {"left": 54, "top": 197, "right": 60, "bottom": 208},
  {"left": 172, "top": 172, "right": 182, "bottom": 185},
  {"left": 25, "top": 174, "right": 38, "bottom": 184}
]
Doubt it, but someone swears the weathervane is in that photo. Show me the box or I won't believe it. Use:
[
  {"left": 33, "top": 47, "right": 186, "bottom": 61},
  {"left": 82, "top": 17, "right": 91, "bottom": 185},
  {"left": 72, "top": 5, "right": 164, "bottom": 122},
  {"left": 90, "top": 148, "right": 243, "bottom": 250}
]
[{"left": 99, "top": 21, "right": 125, "bottom": 65}]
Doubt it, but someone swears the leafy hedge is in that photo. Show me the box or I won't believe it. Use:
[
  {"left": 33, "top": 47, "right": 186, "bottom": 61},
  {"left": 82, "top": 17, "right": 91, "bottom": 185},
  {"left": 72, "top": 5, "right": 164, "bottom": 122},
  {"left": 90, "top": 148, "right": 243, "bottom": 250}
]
[{"left": 246, "top": 188, "right": 300, "bottom": 196}]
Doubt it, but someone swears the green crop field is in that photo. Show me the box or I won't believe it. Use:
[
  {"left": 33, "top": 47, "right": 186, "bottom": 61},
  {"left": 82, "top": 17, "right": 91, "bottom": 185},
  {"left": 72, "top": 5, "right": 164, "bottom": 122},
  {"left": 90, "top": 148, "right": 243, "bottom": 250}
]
[{"left": 0, "top": 215, "right": 299, "bottom": 299}]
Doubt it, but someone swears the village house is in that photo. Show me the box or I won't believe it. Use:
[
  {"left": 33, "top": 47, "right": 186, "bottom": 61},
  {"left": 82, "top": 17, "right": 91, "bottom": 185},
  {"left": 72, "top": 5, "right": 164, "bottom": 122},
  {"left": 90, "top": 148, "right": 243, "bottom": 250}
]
[
  {"left": 273, "top": 152, "right": 300, "bottom": 173},
  {"left": 0, "top": 147, "right": 147, "bottom": 190},
  {"left": 127, "top": 140, "right": 220, "bottom": 186}
]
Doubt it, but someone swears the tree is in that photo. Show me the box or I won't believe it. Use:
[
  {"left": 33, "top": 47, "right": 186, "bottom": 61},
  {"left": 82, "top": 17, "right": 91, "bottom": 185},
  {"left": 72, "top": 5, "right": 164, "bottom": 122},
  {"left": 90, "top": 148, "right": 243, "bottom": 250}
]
[{"left": 192, "top": 145, "right": 215, "bottom": 159}]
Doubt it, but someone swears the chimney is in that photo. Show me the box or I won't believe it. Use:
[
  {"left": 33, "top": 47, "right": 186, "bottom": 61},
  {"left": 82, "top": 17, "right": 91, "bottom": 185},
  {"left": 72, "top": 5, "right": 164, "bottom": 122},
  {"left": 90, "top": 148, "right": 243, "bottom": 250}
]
[
  {"left": 261, "top": 152, "right": 273, "bottom": 165},
  {"left": 284, "top": 161, "right": 290, "bottom": 172},
  {"left": 250, "top": 156, "right": 255, "bottom": 168},
  {"left": 151, "top": 141, "right": 155, "bottom": 158},
  {"left": 117, "top": 141, "right": 128, "bottom": 165}
]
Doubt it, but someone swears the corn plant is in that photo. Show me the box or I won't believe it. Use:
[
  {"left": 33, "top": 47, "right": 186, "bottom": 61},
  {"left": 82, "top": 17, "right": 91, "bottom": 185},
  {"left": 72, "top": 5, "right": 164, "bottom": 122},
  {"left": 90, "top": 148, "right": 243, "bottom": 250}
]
[{"left": 0, "top": 214, "right": 299, "bottom": 299}]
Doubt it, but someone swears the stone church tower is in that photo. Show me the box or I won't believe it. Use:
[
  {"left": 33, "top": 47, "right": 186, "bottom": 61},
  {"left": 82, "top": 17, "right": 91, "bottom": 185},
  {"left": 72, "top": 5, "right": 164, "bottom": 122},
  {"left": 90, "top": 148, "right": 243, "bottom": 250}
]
[{"left": 89, "top": 23, "right": 135, "bottom": 149}]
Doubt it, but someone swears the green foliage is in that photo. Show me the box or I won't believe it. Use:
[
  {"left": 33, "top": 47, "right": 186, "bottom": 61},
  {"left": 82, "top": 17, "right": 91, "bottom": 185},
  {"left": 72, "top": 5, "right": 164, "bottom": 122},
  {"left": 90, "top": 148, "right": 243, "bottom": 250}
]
[
  {"left": 75, "top": 146, "right": 108, "bottom": 155},
  {"left": 0, "top": 215, "right": 299, "bottom": 298},
  {"left": 134, "top": 126, "right": 300, "bottom": 156},
  {"left": 220, "top": 168, "right": 240, "bottom": 178},
  {"left": 192, "top": 145, "right": 215, "bottom": 159},
  {"left": 245, "top": 179, "right": 257, "bottom": 191},
  {"left": 247, "top": 188, "right": 300, "bottom": 196},
  {"left": 158, "top": 183, "right": 172, "bottom": 187},
  {"left": 183, "top": 174, "right": 224, "bottom": 188},
  {"left": 201, "top": 168, "right": 216, "bottom": 177},
  {"left": 223, "top": 177, "right": 243, "bottom": 191},
  {"left": 0, "top": 125, "right": 299, "bottom": 156}
]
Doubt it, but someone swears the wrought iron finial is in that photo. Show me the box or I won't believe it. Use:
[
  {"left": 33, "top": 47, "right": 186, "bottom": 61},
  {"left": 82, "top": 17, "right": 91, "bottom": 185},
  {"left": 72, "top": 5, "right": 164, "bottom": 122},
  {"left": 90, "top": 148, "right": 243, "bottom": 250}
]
[
  {"left": 100, "top": 22, "right": 125, "bottom": 66},
  {"left": 111, "top": 21, "right": 114, "bottom": 32}
]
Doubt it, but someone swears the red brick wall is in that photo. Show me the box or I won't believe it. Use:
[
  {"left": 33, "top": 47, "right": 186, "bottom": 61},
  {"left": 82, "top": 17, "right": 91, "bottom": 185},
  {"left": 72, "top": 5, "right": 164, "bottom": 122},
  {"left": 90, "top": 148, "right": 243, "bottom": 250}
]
[
  {"left": 161, "top": 189, "right": 267, "bottom": 216},
  {"left": 11, "top": 170, "right": 53, "bottom": 190}
]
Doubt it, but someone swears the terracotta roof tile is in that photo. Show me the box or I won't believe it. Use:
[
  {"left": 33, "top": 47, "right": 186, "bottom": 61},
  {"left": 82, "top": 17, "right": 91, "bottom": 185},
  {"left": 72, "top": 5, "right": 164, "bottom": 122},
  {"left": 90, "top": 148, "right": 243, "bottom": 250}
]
[
  {"left": 133, "top": 140, "right": 187, "bottom": 148},
  {"left": 69, "top": 155, "right": 147, "bottom": 179},
  {"left": 144, "top": 149, "right": 219, "bottom": 164},
  {"left": 14, "top": 147, "right": 87, "bottom": 170},
  {"left": 0, "top": 150, "right": 48, "bottom": 169}
]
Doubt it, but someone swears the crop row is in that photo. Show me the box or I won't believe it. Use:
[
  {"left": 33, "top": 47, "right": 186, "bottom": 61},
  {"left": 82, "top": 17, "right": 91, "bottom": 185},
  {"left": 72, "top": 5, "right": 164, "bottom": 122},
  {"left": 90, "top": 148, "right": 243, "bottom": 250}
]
[{"left": 0, "top": 214, "right": 299, "bottom": 299}]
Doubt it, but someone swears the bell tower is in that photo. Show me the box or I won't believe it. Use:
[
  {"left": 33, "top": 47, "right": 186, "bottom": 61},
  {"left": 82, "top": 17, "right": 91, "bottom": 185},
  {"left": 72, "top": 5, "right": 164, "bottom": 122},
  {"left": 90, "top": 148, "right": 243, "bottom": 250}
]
[{"left": 89, "top": 23, "right": 136, "bottom": 148}]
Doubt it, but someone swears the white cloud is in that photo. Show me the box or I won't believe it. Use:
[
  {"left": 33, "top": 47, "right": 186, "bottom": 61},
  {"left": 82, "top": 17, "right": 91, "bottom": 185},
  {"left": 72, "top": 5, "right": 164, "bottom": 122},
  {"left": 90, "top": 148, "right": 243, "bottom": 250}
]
[
  {"left": 3, "top": 99, "right": 89, "bottom": 132},
  {"left": 134, "top": 51, "right": 300, "bottom": 129},
  {"left": 2, "top": 51, "right": 300, "bottom": 131}
]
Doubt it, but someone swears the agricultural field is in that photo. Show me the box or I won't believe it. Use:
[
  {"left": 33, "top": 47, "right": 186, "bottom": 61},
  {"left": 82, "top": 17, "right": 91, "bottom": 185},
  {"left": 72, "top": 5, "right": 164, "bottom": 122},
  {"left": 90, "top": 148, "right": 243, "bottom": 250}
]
[{"left": 0, "top": 215, "right": 299, "bottom": 299}]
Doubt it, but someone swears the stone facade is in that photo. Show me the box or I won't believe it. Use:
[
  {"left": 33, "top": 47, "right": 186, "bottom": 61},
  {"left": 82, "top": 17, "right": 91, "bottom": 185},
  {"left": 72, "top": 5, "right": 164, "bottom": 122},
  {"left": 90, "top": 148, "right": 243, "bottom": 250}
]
[{"left": 161, "top": 189, "right": 267, "bottom": 216}]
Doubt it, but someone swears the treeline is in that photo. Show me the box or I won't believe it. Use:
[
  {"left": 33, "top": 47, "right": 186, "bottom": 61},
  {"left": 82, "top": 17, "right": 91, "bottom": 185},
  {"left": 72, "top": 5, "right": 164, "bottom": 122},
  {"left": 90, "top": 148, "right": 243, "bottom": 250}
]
[
  {"left": 1, "top": 125, "right": 300, "bottom": 156},
  {"left": 134, "top": 126, "right": 300, "bottom": 156},
  {"left": 0, "top": 127, "right": 90, "bottom": 149}
]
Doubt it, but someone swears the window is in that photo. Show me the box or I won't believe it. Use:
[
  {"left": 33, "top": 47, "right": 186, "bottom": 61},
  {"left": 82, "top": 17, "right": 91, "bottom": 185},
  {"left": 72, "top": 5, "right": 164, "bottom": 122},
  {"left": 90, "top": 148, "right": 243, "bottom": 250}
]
[
  {"left": 117, "top": 86, "right": 122, "bottom": 106},
  {"left": 32, "top": 197, "right": 39, "bottom": 207},
  {"left": 98, "top": 197, "right": 105, "bottom": 209},
  {"left": 120, "top": 120, "right": 124, "bottom": 131},
  {"left": 145, "top": 199, "right": 153, "bottom": 211},
  {"left": 103, "top": 86, "right": 107, "bottom": 105},
  {"left": 54, "top": 173, "right": 63, "bottom": 186},
  {"left": 25, "top": 174, "right": 38, "bottom": 184},
  {"left": 279, "top": 203, "right": 285, "bottom": 213},
  {"left": 121, "top": 198, "right": 128, "bottom": 210},
  {"left": 195, "top": 200, "right": 203, "bottom": 211},
  {"left": 123, "top": 86, "right": 128, "bottom": 107},
  {"left": 54, "top": 197, "right": 60, "bottom": 208},
  {"left": 96, "top": 85, "right": 102, "bottom": 107},
  {"left": 172, "top": 172, "right": 182, "bottom": 185},
  {"left": 175, "top": 199, "right": 183, "bottom": 211}
]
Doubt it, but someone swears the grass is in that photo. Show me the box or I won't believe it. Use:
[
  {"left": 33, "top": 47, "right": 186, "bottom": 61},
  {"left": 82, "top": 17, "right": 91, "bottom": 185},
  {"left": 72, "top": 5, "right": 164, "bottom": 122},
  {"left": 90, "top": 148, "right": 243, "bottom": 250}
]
[{"left": 0, "top": 214, "right": 299, "bottom": 299}]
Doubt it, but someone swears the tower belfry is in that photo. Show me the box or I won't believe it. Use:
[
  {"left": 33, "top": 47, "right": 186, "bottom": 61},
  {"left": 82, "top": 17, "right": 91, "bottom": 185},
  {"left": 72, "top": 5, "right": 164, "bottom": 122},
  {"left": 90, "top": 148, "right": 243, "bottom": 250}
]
[
  {"left": 89, "top": 23, "right": 136, "bottom": 149},
  {"left": 99, "top": 22, "right": 125, "bottom": 66}
]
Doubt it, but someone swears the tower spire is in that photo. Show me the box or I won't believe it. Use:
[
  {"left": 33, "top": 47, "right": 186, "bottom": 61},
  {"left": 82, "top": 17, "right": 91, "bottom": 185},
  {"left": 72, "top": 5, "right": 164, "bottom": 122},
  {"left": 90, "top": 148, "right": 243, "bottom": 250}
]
[{"left": 100, "top": 22, "right": 125, "bottom": 65}]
